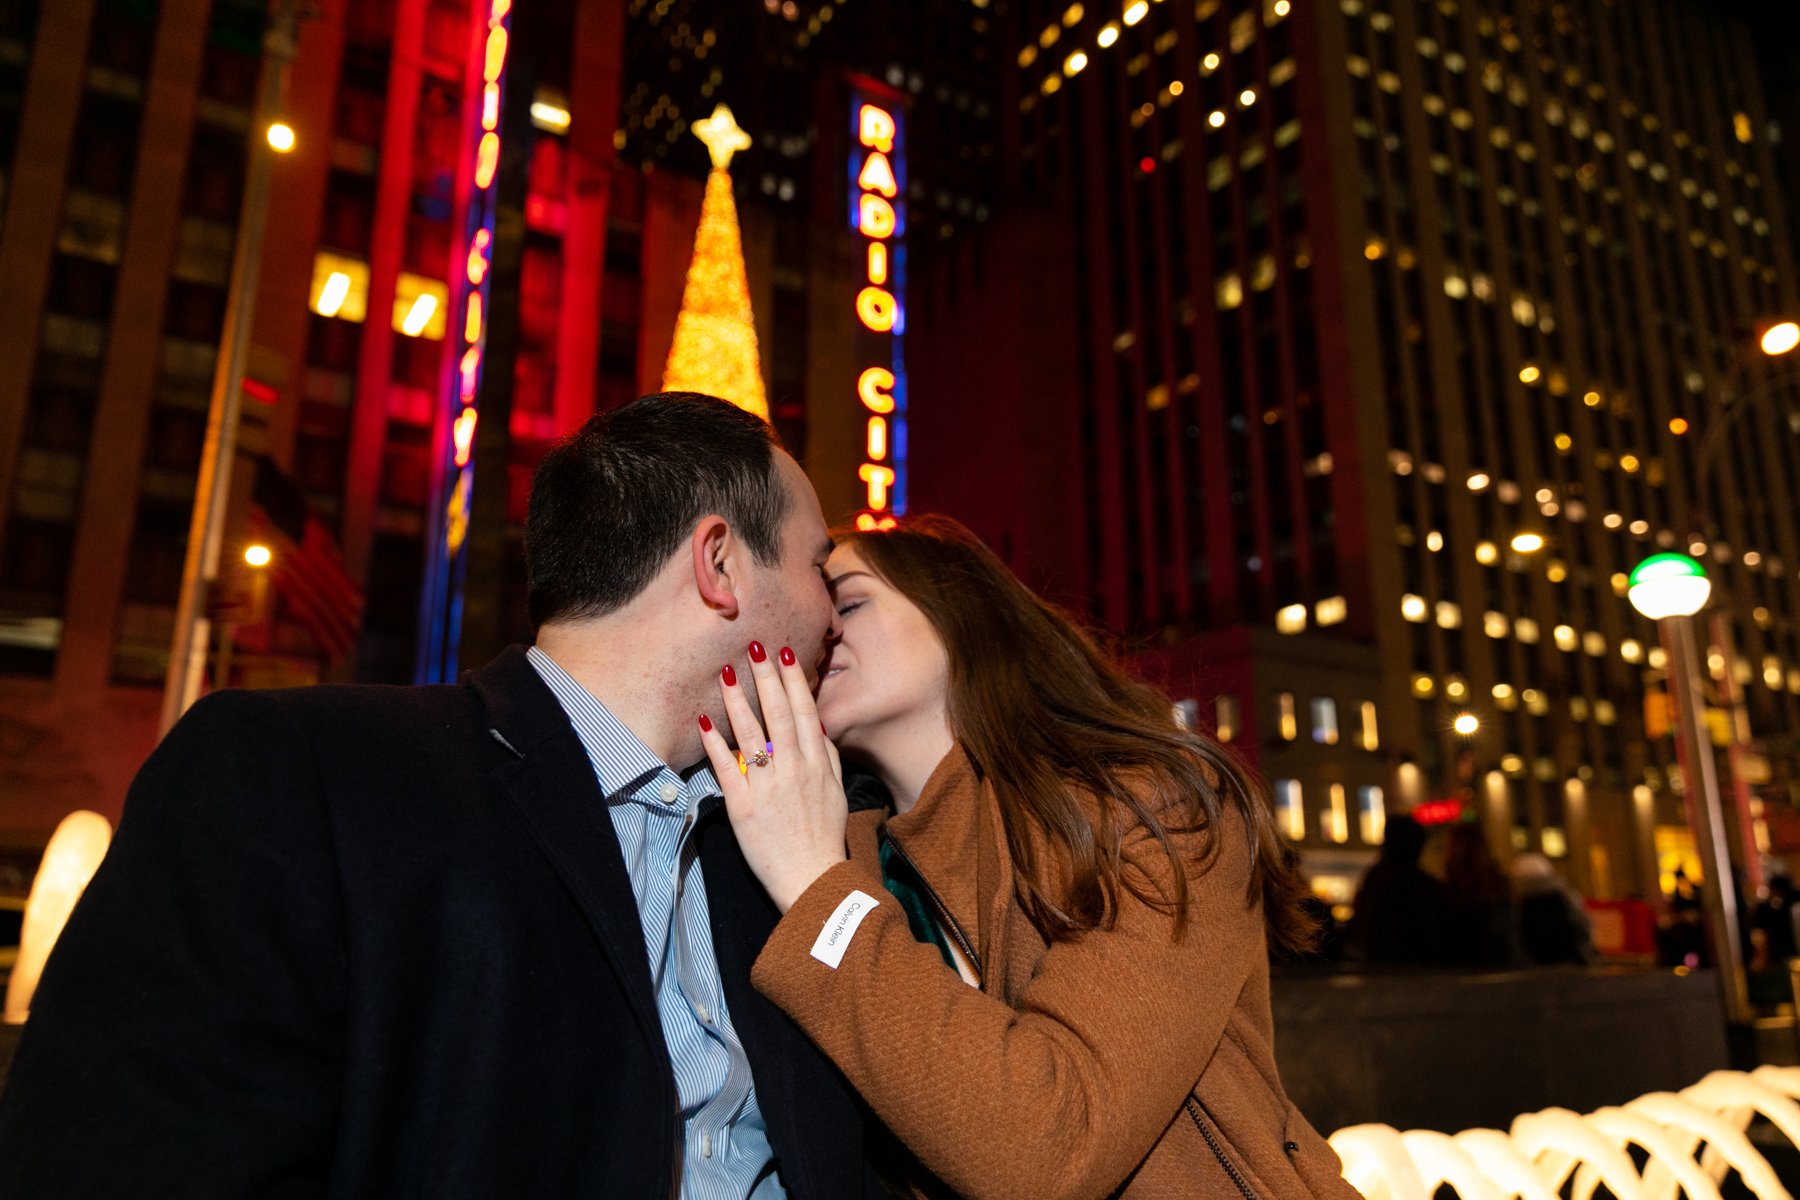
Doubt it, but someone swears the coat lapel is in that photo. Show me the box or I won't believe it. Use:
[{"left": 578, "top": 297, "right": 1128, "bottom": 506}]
[{"left": 466, "top": 647, "right": 663, "bottom": 1046}]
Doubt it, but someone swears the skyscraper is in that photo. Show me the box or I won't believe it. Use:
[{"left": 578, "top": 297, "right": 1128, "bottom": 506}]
[{"left": 982, "top": 0, "right": 1800, "bottom": 899}]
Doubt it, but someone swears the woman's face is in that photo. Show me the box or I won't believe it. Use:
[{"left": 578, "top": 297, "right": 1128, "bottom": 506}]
[{"left": 815, "top": 543, "right": 950, "bottom": 750}]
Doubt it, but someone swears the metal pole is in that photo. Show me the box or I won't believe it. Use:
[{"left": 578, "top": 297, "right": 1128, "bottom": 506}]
[
  {"left": 1662, "top": 611, "right": 1753, "bottom": 1024},
  {"left": 159, "top": 0, "right": 298, "bottom": 734}
]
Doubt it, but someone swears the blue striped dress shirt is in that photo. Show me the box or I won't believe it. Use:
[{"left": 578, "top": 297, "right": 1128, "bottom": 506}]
[{"left": 528, "top": 647, "right": 785, "bottom": 1200}]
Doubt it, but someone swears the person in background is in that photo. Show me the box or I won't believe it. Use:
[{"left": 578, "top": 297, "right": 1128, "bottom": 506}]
[
  {"left": 1351, "top": 816, "right": 1446, "bottom": 965},
  {"left": 1511, "top": 852, "right": 1598, "bottom": 966},
  {"left": 1439, "top": 823, "right": 1517, "bottom": 969}
]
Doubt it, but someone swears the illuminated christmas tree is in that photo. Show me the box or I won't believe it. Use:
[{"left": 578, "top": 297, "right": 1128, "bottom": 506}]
[{"left": 662, "top": 103, "right": 769, "bottom": 421}]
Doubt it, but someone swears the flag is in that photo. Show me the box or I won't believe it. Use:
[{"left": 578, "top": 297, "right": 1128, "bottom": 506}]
[{"left": 249, "top": 455, "right": 364, "bottom": 662}]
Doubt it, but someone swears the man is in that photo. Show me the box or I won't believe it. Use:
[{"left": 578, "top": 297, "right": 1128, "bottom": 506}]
[{"left": 0, "top": 393, "right": 879, "bottom": 1197}]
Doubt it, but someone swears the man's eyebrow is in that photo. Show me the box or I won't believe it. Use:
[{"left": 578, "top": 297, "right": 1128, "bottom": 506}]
[{"left": 816, "top": 537, "right": 836, "bottom": 560}]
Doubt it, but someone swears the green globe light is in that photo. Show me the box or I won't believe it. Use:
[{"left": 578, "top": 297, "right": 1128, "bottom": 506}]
[{"left": 1627, "top": 553, "right": 1712, "bottom": 620}]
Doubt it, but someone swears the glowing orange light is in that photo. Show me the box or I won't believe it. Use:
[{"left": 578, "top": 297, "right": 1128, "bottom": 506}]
[
  {"left": 858, "top": 194, "right": 896, "bottom": 239},
  {"left": 482, "top": 83, "right": 500, "bottom": 131},
  {"left": 857, "top": 151, "right": 898, "bottom": 197},
  {"left": 475, "top": 132, "right": 500, "bottom": 187},
  {"left": 867, "top": 416, "right": 888, "bottom": 460},
  {"left": 467, "top": 229, "right": 491, "bottom": 285},
  {"left": 859, "top": 105, "right": 895, "bottom": 153},
  {"left": 465, "top": 293, "right": 483, "bottom": 342},
  {"left": 856, "top": 286, "right": 898, "bottom": 332},
  {"left": 858, "top": 367, "right": 896, "bottom": 413},
  {"left": 484, "top": 27, "right": 508, "bottom": 84},
  {"left": 1669, "top": 417, "right": 1689, "bottom": 435},
  {"left": 859, "top": 463, "right": 897, "bottom": 509},
  {"left": 459, "top": 348, "right": 480, "bottom": 402},
  {"left": 453, "top": 408, "right": 479, "bottom": 467},
  {"left": 854, "top": 513, "right": 900, "bottom": 532},
  {"left": 866, "top": 242, "right": 888, "bottom": 285}
]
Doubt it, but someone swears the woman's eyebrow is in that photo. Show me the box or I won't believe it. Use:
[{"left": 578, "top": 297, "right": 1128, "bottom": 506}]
[{"left": 825, "top": 570, "right": 873, "bottom": 588}]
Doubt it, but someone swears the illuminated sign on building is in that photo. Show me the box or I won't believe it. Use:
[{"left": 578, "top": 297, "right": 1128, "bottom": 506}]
[
  {"left": 417, "top": 0, "right": 511, "bottom": 683},
  {"left": 849, "top": 84, "right": 905, "bottom": 531}
]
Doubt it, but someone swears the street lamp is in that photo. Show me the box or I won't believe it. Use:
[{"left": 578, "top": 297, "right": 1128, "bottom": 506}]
[
  {"left": 1452, "top": 712, "right": 1480, "bottom": 737},
  {"left": 1628, "top": 552, "right": 1751, "bottom": 1026}
]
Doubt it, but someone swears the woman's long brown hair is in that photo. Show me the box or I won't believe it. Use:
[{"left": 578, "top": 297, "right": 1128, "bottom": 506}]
[{"left": 840, "top": 514, "right": 1317, "bottom": 957}]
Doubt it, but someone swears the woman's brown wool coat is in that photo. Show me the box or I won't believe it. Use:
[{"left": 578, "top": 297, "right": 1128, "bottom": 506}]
[{"left": 751, "top": 746, "right": 1363, "bottom": 1200}]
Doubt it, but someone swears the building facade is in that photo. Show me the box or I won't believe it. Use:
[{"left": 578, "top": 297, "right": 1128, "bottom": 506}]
[
  {"left": 987, "top": 0, "right": 1800, "bottom": 899},
  {"left": 0, "top": 0, "right": 1005, "bottom": 834}
]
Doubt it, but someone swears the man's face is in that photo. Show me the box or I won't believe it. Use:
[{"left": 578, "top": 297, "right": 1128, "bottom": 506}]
[{"left": 735, "top": 451, "right": 838, "bottom": 697}]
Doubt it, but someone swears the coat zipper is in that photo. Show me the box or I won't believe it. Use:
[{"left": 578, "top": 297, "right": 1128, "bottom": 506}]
[
  {"left": 1185, "top": 1096, "right": 1258, "bottom": 1200},
  {"left": 882, "top": 831, "right": 983, "bottom": 980}
]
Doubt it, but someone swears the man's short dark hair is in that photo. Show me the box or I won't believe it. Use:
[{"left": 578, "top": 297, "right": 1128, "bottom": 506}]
[{"left": 525, "top": 392, "right": 790, "bottom": 628}]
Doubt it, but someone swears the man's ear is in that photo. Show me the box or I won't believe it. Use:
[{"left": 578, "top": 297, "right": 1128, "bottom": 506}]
[{"left": 691, "top": 515, "right": 740, "bottom": 616}]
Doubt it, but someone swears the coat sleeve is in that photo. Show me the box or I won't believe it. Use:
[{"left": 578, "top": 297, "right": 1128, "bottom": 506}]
[
  {"left": 0, "top": 689, "right": 347, "bottom": 1198},
  {"left": 751, "top": 803, "right": 1266, "bottom": 1200}
]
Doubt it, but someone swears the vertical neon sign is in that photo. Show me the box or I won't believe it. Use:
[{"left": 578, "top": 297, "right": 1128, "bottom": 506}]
[
  {"left": 849, "top": 85, "right": 905, "bottom": 530},
  {"left": 416, "top": 0, "right": 510, "bottom": 683}
]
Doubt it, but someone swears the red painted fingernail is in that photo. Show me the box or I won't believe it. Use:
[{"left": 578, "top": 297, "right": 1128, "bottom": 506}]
[
  {"left": 749, "top": 641, "right": 767, "bottom": 663},
  {"left": 721, "top": 664, "right": 737, "bottom": 687},
  {"left": 699, "top": 714, "right": 713, "bottom": 732},
  {"left": 780, "top": 646, "right": 796, "bottom": 667}
]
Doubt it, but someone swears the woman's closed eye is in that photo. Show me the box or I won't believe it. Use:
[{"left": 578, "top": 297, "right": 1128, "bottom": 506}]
[{"left": 835, "top": 599, "right": 865, "bottom": 618}]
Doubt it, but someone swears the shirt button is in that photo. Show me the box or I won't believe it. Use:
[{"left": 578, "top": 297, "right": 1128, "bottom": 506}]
[
  {"left": 700, "top": 1133, "right": 713, "bottom": 1159},
  {"left": 659, "top": 781, "right": 679, "bottom": 805}
]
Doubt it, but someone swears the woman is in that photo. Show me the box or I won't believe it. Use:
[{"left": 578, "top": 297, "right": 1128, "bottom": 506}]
[{"left": 697, "top": 515, "right": 1356, "bottom": 1200}]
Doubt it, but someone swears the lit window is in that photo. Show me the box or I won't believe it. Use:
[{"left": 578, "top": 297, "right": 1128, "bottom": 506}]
[
  {"left": 310, "top": 252, "right": 370, "bottom": 322},
  {"left": 1063, "top": 2, "right": 1084, "bottom": 24},
  {"left": 392, "top": 272, "right": 449, "bottom": 340},
  {"left": 1327, "top": 784, "right": 1349, "bottom": 843},
  {"left": 1357, "top": 786, "right": 1385, "bottom": 844},
  {"left": 1278, "top": 692, "right": 1298, "bottom": 741},
  {"left": 1475, "top": 541, "right": 1498, "bottom": 566},
  {"left": 1064, "top": 50, "right": 1088, "bottom": 75},
  {"left": 1201, "top": 51, "right": 1221, "bottom": 73},
  {"left": 1435, "top": 601, "right": 1461, "bottom": 629},
  {"left": 1315, "top": 595, "right": 1347, "bottom": 626},
  {"left": 1123, "top": 0, "right": 1148, "bottom": 24},
  {"left": 1276, "top": 603, "right": 1307, "bottom": 634},
  {"left": 1275, "top": 780, "right": 1305, "bottom": 840},
  {"left": 1515, "top": 618, "right": 1540, "bottom": 644},
  {"left": 1412, "top": 674, "right": 1435, "bottom": 698},
  {"left": 1620, "top": 639, "right": 1643, "bottom": 664},
  {"left": 1208, "top": 109, "right": 1227, "bottom": 129},
  {"left": 1359, "top": 701, "right": 1379, "bottom": 751},
  {"left": 1098, "top": 24, "right": 1119, "bottom": 47},
  {"left": 1238, "top": 87, "right": 1257, "bottom": 107},
  {"left": 1311, "top": 698, "right": 1339, "bottom": 745},
  {"left": 1553, "top": 624, "right": 1578, "bottom": 652},
  {"left": 1215, "top": 695, "right": 1239, "bottom": 743},
  {"left": 1582, "top": 631, "right": 1606, "bottom": 657},
  {"left": 1215, "top": 272, "right": 1243, "bottom": 308},
  {"left": 1483, "top": 611, "right": 1508, "bottom": 638},
  {"left": 1401, "top": 594, "right": 1428, "bottom": 622}
]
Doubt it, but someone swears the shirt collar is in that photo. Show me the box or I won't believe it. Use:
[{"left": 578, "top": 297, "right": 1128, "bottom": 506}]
[{"left": 526, "top": 645, "right": 723, "bottom": 807}]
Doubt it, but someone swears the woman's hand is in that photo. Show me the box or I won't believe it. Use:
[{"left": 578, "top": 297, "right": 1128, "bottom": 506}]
[{"left": 698, "top": 642, "right": 849, "bottom": 913}]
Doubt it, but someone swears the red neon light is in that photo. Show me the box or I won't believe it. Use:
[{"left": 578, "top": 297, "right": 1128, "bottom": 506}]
[
  {"left": 1412, "top": 798, "right": 1465, "bottom": 826},
  {"left": 453, "top": 408, "right": 479, "bottom": 467},
  {"left": 242, "top": 378, "right": 279, "bottom": 405},
  {"left": 466, "top": 229, "right": 491, "bottom": 286},
  {"left": 857, "top": 367, "right": 896, "bottom": 413},
  {"left": 856, "top": 286, "right": 898, "bottom": 332},
  {"left": 459, "top": 348, "right": 480, "bottom": 402},
  {"left": 857, "top": 151, "right": 898, "bottom": 197},
  {"left": 858, "top": 105, "right": 895, "bottom": 152},
  {"left": 474, "top": 132, "right": 500, "bottom": 188},
  {"left": 482, "top": 83, "right": 500, "bottom": 131},
  {"left": 857, "top": 194, "right": 895, "bottom": 239},
  {"left": 484, "top": 27, "right": 508, "bottom": 84},
  {"left": 464, "top": 292, "right": 483, "bottom": 342},
  {"left": 858, "top": 463, "right": 896, "bottom": 509}
]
